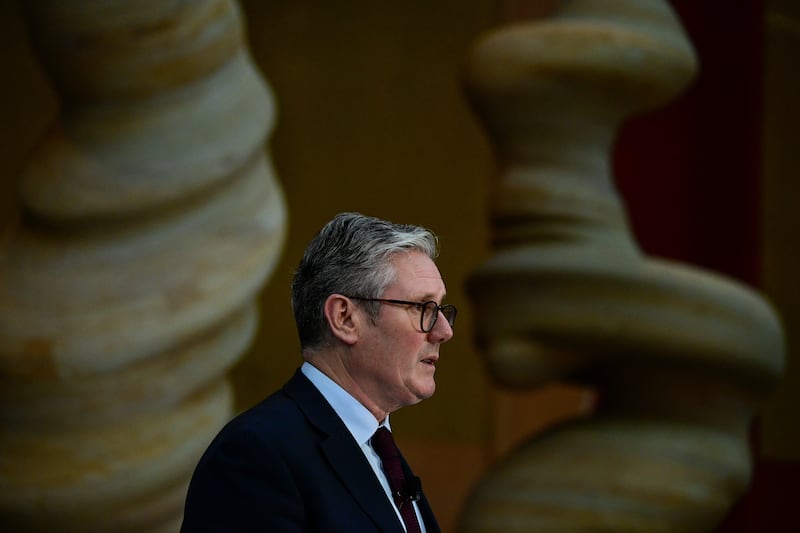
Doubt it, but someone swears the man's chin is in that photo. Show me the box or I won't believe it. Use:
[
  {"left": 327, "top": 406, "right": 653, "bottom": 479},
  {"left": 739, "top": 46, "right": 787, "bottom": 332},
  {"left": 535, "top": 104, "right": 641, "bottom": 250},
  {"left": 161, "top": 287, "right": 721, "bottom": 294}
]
[{"left": 415, "top": 380, "right": 436, "bottom": 401}]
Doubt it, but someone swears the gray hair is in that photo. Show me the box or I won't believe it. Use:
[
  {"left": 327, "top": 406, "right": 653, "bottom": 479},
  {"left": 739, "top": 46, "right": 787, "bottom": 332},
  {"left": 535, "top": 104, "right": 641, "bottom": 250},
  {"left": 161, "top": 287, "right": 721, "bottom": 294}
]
[{"left": 291, "top": 212, "right": 439, "bottom": 350}]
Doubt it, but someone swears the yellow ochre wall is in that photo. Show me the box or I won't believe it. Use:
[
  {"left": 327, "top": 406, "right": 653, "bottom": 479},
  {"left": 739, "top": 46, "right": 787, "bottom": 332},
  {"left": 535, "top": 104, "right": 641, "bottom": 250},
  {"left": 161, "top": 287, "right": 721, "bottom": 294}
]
[{"left": 761, "top": 0, "right": 800, "bottom": 464}]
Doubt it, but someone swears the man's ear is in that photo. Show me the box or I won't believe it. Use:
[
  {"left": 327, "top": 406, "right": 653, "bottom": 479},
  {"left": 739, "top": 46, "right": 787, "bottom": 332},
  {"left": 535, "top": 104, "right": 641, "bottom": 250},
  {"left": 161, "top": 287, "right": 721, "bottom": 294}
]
[{"left": 323, "top": 294, "right": 359, "bottom": 345}]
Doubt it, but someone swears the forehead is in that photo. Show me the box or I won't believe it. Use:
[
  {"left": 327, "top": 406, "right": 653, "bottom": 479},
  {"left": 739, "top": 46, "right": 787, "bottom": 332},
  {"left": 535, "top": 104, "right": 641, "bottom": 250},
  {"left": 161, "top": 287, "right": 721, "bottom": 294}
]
[{"left": 386, "top": 251, "right": 445, "bottom": 297}]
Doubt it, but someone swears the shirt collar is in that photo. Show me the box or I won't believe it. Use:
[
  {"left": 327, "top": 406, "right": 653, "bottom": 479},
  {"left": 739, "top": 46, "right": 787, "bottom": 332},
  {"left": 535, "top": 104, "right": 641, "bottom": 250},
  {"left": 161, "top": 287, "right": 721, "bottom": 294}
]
[{"left": 301, "top": 361, "right": 390, "bottom": 445}]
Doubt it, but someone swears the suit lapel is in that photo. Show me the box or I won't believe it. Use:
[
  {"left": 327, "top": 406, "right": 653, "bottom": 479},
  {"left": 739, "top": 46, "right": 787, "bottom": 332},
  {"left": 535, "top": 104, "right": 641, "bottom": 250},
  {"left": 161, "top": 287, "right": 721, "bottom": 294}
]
[
  {"left": 322, "top": 430, "right": 406, "bottom": 533},
  {"left": 283, "top": 370, "right": 405, "bottom": 533}
]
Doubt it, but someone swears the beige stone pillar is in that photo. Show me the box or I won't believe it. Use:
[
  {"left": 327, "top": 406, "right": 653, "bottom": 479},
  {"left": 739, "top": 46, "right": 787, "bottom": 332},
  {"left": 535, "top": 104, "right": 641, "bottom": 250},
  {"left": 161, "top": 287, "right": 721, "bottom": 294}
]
[
  {"left": 459, "top": 1, "right": 784, "bottom": 531},
  {"left": 0, "top": 1, "right": 286, "bottom": 530}
]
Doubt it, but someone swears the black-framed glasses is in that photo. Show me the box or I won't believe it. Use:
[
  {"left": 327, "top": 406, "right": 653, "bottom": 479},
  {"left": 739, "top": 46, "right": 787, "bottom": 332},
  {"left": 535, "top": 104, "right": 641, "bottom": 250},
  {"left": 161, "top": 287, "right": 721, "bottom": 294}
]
[{"left": 346, "top": 296, "right": 457, "bottom": 333}]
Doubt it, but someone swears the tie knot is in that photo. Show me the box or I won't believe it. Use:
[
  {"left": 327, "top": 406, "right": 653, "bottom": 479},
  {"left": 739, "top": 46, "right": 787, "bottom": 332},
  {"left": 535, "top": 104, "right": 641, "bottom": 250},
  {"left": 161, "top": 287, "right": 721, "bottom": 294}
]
[{"left": 371, "top": 427, "right": 400, "bottom": 461}]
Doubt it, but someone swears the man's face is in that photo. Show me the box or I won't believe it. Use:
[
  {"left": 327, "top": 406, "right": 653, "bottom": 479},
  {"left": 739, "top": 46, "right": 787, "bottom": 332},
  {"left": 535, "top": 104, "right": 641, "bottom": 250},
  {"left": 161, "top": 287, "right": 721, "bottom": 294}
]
[{"left": 351, "top": 251, "right": 454, "bottom": 415}]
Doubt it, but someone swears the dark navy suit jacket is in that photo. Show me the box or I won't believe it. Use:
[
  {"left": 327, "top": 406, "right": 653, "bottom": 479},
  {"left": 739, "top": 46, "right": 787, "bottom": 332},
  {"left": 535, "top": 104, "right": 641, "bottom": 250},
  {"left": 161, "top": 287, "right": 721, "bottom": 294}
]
[{"left": 181, "top": 369, "right": 440, "bottom": 532}]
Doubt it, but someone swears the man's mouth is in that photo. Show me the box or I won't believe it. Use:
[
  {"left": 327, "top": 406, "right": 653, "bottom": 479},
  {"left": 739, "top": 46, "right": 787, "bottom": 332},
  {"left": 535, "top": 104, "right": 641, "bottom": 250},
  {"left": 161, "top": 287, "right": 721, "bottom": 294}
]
[{"left": 421, "top": 356, "right": 438, "bottom": 366}]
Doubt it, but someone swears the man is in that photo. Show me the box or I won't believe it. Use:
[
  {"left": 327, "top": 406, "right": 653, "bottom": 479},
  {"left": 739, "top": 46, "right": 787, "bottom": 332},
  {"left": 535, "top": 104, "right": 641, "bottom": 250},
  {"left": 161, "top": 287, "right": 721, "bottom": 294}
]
[{"left": 181, "top": 212, "right": 456, "bottom": 532}]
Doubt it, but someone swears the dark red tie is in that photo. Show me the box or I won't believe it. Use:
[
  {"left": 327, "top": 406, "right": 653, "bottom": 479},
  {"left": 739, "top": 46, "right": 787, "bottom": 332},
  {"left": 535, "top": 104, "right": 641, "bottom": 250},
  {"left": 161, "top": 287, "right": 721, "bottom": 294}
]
[{"left": 371, "top": 427, "right": 423, "bottom": 533}]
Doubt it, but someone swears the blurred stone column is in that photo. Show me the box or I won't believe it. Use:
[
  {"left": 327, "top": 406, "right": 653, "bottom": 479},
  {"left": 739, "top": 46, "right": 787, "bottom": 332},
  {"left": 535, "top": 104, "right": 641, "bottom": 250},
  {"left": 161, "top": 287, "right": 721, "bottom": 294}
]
[
  {"left": 460, "top": 1, "right": 784, "bottom": 531},
  {"left": 0, "top": 1, "right": 286, "bottom": 530}
]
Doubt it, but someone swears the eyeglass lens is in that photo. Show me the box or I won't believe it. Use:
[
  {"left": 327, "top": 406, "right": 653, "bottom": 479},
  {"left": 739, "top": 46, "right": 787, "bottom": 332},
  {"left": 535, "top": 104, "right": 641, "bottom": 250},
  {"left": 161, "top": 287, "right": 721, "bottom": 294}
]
[{"left": 422, "top": 301, "right": 457, "bottom": 332}]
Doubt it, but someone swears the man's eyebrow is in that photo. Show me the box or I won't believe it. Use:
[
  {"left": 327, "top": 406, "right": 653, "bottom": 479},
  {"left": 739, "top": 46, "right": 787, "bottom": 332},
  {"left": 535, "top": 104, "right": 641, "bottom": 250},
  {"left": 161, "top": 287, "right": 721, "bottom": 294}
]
[{"left": 416, "top": 292, "right": 447, "bottom": 302}]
